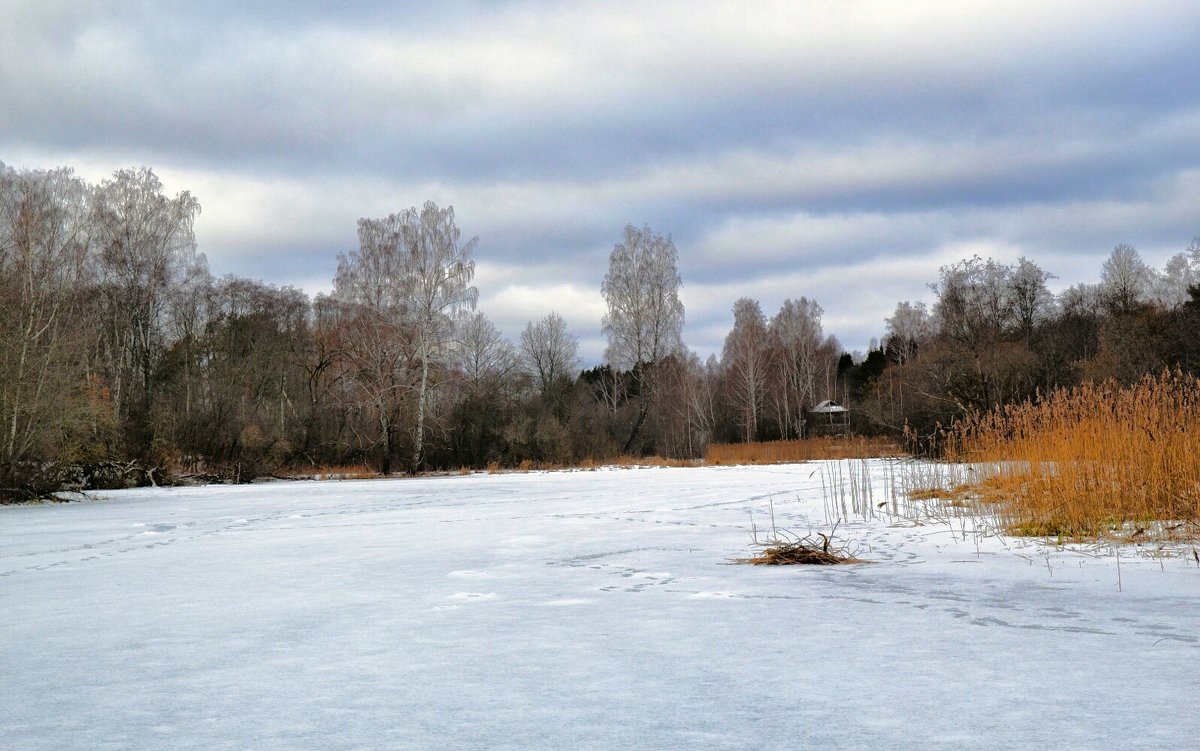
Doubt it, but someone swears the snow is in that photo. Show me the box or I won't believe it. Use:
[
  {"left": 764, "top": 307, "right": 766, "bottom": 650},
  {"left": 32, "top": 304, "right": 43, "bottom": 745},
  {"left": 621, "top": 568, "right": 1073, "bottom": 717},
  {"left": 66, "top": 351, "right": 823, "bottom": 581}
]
[{"left": 1, "top": 461, "right": 1197, "bottom": 750}]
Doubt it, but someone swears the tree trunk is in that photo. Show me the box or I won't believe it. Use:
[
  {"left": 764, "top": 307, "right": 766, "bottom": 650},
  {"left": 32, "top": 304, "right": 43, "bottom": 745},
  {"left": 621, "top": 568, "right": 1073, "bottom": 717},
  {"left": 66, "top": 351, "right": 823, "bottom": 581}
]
[
  {"left": 380, "top": 411, "right": 392, "bottom": 476},
  {"left": 5, "top": 326, "right": 31, "bottom": 465},
  {"left": 622, "top": 396, "right": 651, "bottom": 455},
  {"left": 621, "top": 366, "right": 652, "bottom": 454},
  {"left": 411, "top": 342, "right": 430, "bottom": 475}
]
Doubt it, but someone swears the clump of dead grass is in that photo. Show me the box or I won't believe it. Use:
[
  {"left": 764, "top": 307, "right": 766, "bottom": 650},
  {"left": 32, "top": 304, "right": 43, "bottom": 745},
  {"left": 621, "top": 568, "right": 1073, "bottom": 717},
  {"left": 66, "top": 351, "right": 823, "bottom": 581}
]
[
  {"left": 293, "top": 463, "right": 377, "bottom": 481},
  {"left": 906, "top": 485, "right": 974, "bottom": 502},
  {"left": 609, "top": 455, "right": 699, "bottom": 468},
  {"left": 706, "top": 436, "right": 903, "bottom": 466},
  {"left": 945, "top": 370, "right": 1200, "bottom": 542},
  {"left": 741, "top": 539, "right": 869, "bottom": 565},
  {"left": 737, "top": 522, "right": 870, "bottom": 565}
]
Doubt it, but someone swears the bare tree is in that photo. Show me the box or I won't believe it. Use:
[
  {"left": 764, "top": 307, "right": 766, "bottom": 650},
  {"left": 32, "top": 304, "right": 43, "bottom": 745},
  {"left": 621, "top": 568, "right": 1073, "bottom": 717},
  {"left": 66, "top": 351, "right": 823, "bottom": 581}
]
[
  {"left": 333, "top": 215, "right": 414, "bottom": 475},
  {"left": 291, "top": 294, "right": 348, "bottom": 463},
  {"left": 1148, "top": 251, "right": 1198, "bottom": 310},
  {"left": 162, "top": 254, "right": 212, "bottom": 422},
  {"left": 520, "top": 312, "right": 578, "bottom": 419},
  {"left": 1059, "top": 282, "right": 1105, "bottom": 318},
  {"left": 722, "top": 298, "right": 771, "bottom": 442},
  {"left": 166, "top": 277, "right": 311, "bottom": 478},
  {"left": 1099, "top": 244, "right": 1149, "bottom": 315},
  {"left": 402, "top": 202, "right": 478, "bottom": 472},
  {"left": 1008, "top": 257, "right": 1056, "bottom": 346},
  {"left": 930, "top": 256, "right": 1015, "bottom": 349},
  {"left": 601, "top": 224, "right": 685, "bottom": 453},
  {"left": 817, "top": 335, "right": 844, "bottom": 405},
  {"left": 450, "top": 311, "right": 518, "bottom": 466},
  {"left": 336, "top": 202, "right": 477, "bottom": 473},
  {"left": 0, "top": 165, "right": 94, "bottom": 494},
  {"left": 91, "top": 167, "right": 201, "bottom": 460},
  {"left": 768, "top": 297, "right": 824, "bottom": 438},
  {"left": 883, "top": 301, "right": 933, "bottom": 364},
  {"left": 458, "top": 311, "right": 518, "bottom": 396},
  {"left": 656, "top": 350, "right": 717, "bottom": 457}
]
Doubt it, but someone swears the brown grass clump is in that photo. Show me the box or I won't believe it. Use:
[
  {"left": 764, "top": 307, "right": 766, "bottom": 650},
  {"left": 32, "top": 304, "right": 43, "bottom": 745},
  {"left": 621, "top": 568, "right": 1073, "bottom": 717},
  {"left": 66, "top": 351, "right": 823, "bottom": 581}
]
[
  {"left": 608, "top": 455, "right": 699, "bottom": 468},
  {"left": 706, "top": 436, "right": 903, "bottom": 466},
  {"left": 905, "top": 485, "right": 975, "bottom": 502},
  {"left": 946, "top": 370, "right": 1200, "bottom": 541},
  {"left": 737, "top": 527, "right": 870, "bottom": 565},
  {"left": 295, "top": 463, "right": 377, "bottom": 481},
  {"left": 743, "top": 542, "right": 868, "bottom": 565}
]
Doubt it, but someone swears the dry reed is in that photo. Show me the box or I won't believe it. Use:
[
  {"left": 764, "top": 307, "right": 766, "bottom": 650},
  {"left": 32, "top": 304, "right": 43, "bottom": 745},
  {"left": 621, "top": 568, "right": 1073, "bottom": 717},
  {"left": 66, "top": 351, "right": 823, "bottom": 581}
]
[
  {"left": 705, "top": 436, "right": 902, "bottom": 466},
  {"left": 946, "top": 370, "right": 1200, "bottom": 540}
]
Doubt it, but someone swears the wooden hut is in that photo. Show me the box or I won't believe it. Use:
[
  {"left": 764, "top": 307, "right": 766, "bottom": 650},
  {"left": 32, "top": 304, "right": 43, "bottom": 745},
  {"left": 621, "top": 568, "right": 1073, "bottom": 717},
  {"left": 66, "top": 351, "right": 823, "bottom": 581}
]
[{"left": 807, "top": 400, "right": 850, "bottom": 437}]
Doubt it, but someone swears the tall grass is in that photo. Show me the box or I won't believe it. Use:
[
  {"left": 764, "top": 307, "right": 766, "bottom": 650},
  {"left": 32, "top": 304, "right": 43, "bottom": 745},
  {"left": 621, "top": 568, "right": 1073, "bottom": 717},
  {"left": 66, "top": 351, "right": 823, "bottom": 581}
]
[
  {"left": 705, "top": 436, "right": 902, "bottom": 465},
  {"left": 946, "top": 371, "right": 1200, "bottom": 539}
]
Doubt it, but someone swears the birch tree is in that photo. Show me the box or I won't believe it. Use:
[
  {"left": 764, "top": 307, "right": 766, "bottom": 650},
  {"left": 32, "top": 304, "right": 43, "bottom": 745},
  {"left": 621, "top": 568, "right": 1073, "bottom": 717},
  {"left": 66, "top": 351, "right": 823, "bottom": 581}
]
[
  {"left": 883, "top": 301, "right": 933, "bottom": 364},
  {"left": 930, "top": 256, "right": 1015, "bottom": 349},
  {"left": 1008, "top": 257, "right": 1056, "bottom": 346},
  {"left": 601, "top": 224, "right": 685, "bottom": 453},
  {"left": 335, "top": 211, "right": 418, "bottom": 474},
  {"left": 656, "top": 350, "right": 716, "bottom": 458},
  {"left": 1099, "top": 244, "right": 1149, "bottom": 315},
  {"left": 402, "top": 202, "right": 477, "bottom": 472},
  {"left": 336, "top": 202, "right": 477, "bottom": 474},
  {"left": 1148, "top": 250, "right": 1199, "bottom": 310},
  {"left": 0, "top": 165, "right": 93, "bottom": 495},
  {"left": 452, "top": 311, "right": 517, "bottom": 466},
  {"left": 768, "top": 297, "right": 824, "bottom": 438},
  {"left": 91, "top": 167, "right": 201, "bottom": 460},
  {"left": 520, "top": 311, "right": 578, "bottom": 418},
  {"left": 458, "top": 311, "right": 517, "bottom": 396},
  {"left": 722, "top": 298, "right": 770, "bottom": 442}
]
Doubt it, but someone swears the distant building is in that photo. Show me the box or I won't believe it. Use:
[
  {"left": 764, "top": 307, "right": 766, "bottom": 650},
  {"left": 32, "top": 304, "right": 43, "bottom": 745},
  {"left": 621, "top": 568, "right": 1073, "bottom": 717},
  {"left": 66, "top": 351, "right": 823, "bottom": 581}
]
[{"left": 807, "top": 400, "right": 850, "bottom": 437}]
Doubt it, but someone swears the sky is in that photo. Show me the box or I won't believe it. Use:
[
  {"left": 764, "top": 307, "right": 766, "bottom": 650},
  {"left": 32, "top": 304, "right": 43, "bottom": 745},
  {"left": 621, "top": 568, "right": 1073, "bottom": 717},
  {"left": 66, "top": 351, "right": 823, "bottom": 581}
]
[{"left": 3, "top": 1, "right": 1199, "bottom": 363}]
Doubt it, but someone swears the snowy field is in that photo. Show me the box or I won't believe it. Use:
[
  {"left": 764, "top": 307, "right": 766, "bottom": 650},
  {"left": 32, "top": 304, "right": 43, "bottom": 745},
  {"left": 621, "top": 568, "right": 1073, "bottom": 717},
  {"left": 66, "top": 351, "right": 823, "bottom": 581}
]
[{"left": 2, "top": 461, "right": 1197, "bottom": 750}]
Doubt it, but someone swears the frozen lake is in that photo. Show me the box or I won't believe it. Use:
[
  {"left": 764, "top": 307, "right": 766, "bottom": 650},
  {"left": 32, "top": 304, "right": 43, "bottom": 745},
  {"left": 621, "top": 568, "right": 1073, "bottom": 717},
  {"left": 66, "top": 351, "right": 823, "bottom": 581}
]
[{"left": 2, "top": 462, "right": 1197, "bottom": 749}]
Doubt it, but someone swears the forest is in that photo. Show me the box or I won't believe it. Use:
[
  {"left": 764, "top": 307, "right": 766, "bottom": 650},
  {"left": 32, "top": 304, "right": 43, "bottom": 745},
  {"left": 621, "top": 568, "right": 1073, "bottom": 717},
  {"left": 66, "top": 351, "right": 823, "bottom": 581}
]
[{"left": 2, "top": 162, "right": 1199, "bottom": 500}]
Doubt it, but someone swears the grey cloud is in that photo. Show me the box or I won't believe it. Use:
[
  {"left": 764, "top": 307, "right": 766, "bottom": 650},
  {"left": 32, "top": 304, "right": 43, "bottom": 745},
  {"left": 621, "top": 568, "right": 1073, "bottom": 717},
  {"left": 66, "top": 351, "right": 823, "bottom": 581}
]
[
  {"left": 2, "top": 0, "right": 1198, "bottom": 362},
  {"left": 5, "top": 1, "right": 1196, "bottom": 182}
]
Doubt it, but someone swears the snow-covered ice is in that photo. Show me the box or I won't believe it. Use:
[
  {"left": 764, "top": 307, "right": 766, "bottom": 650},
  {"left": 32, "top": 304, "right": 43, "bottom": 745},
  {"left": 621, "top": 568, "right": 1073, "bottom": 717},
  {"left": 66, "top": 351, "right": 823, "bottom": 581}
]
[{"left": 2, "top": 461, "right": 1197, "bottom": 750}]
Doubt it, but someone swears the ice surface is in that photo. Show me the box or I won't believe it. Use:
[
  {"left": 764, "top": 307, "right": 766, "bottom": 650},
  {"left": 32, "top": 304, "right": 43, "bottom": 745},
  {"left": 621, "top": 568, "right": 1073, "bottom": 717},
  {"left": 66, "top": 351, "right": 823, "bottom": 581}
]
[{"left": 2, "top": 461, "right": 1197, "bottom": 750}]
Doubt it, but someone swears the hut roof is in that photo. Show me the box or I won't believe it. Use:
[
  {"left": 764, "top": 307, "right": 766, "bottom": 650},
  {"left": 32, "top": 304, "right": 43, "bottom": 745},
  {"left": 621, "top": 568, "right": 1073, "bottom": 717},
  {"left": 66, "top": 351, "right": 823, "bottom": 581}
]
[{"left": 810, "top": 400, "right": 848, "bottom": 414}]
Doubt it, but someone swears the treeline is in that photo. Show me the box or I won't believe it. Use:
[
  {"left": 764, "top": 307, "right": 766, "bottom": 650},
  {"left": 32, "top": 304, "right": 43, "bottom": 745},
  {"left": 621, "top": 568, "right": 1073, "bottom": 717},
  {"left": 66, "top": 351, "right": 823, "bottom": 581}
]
[
  {"left": 858, "top": 247, "right": 1200, "bottom": 449},
  {"left": 4, "top": 162, "right": 1197, "bottom": 498},
  {"left": 0, "top": 164, "right": 854, "bottom": 498}
]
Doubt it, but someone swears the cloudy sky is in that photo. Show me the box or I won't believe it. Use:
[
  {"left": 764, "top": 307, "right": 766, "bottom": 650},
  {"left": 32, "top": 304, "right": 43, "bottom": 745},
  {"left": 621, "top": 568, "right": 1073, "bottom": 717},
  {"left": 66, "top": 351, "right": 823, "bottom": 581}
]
[{"left": 3, "top": 1, "right": 1199, "bottom": 362}]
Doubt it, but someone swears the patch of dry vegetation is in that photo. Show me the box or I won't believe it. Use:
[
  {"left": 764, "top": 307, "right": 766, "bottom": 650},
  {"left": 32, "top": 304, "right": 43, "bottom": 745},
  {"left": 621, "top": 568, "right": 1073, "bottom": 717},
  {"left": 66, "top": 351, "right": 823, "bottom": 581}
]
[
  {"left": 288, "top": 463, "right": 378, "bottom": 481},
  {"left": 945, "top": 370, "right": 1200, "bottom": 541},
  {"left": 479, "top": 455, "right": 700, "bottom": 474},
  {"left": 610, "top": 455, "right": 700, "bottom": 468},
  {"left": 737, "top": 527, "right": 869, "bottom": 565},
  {"left": 706, "top": 436, "right": 902, "bottom": 465}
]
